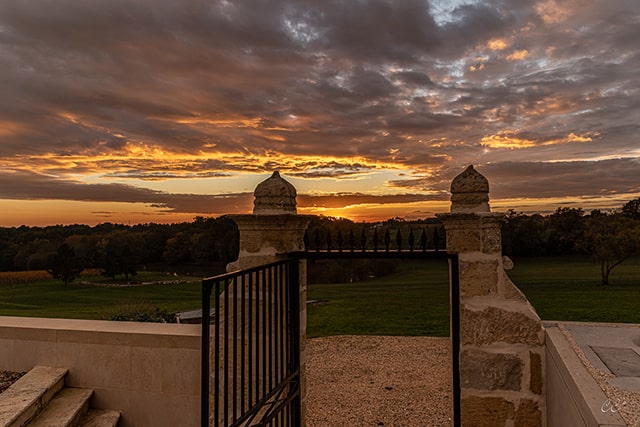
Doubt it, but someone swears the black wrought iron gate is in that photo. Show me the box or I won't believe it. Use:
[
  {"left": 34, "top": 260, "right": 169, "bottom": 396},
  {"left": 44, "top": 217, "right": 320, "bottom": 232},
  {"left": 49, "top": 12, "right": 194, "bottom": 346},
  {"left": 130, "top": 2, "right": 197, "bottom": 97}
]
[
  {"left": 201, "top": 226, "right": 461, "bottom": 427},
  {"left": 202, "top": 259, "right": 301, "bottom": 427}
]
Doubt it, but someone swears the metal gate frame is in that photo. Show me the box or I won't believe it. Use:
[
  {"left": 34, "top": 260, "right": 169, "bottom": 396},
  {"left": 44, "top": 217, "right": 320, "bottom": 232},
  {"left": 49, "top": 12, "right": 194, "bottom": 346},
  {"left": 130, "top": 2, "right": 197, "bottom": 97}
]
[
  {"left": 202, "top": 259, "right": 301, "bottom": 427},
  {"left": 201, "top": 246, "right": 461, "bottom": 426}
]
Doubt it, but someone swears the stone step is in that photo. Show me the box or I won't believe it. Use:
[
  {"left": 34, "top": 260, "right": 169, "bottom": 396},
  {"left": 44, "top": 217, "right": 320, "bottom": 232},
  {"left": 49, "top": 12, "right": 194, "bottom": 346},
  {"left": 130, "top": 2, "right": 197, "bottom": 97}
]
[
  {"left": 0, "top": 366, "right": 68, "bottom": 427},
  {"left": 79, "top": 409, "right": 121, "bottom": 427},
  {"left": 28, "top": 387, "right": 93, "bottom": 427}
]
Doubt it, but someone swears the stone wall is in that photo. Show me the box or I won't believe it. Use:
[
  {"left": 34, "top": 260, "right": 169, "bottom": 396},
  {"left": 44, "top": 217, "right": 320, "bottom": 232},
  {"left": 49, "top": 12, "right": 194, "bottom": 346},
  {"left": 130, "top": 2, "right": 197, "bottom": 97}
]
[
  {"left": 0, "top": 316, "right": 200, "bottom": 427},
  {"left": 440, "top": 166, "right": 546, "bottom": 427}
]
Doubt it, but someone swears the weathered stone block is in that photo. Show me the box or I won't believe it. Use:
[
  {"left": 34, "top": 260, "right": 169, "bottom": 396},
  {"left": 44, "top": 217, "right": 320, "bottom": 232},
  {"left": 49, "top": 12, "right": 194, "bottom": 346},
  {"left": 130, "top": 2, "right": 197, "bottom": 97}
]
[
  {"left": 445, "top": 227, "right": 482, "bottom": 252},
  {"left": 460, "top": 349, "right": 522, "bottom": 391},
  {"left": 481, "top": 221, "right": 503, "bottom": 254},
  {"left": 503, "top": 272, "right": 527, "bottom": 302},
  {"left": 515, "top": 398, "right": 542, "bottom": 426},
  {"left": 461, "top": 395, "right": 514, "bottom": 427},
  {"left": 529, "top": 351, "right": 543, "bottom": 395},
  {"left": 459, "top": 259, "right": 499, "bottom": 297},
  {"left": 460, "top": 306, "right": 544, "bottom": 346}
]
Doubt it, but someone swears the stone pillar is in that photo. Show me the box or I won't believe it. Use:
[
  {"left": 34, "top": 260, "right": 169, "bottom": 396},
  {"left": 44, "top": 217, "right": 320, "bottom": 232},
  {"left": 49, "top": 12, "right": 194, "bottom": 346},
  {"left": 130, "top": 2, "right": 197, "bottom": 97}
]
[
  {"left": 213, "top": 171, "right": 310, "bottom": 427},
  {"left": 227, "top": 171, "right": 310, "bottom": 272},
  {"left": 439, "top": 166, "right": 546, "bottom": 427}
]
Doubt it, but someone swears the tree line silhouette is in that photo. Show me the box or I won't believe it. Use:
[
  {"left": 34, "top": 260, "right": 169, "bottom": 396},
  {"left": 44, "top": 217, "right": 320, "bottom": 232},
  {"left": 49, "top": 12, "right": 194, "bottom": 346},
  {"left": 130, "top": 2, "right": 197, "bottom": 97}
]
[{"left": 1, "top": 198, "right": 639, "bottom": 285}]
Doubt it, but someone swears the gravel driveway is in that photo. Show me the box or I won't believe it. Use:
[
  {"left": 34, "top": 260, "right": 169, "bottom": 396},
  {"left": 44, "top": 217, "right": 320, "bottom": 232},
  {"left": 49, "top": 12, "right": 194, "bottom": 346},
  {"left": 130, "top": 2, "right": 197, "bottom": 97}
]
[{"left": 306, "top": 335, "right": 453, "bottom": 427}]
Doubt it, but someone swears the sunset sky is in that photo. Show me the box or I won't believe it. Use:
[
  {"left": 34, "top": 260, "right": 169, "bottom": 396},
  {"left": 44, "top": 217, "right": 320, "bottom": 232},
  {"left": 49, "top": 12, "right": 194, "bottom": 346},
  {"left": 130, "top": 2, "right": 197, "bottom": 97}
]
[{"left": 1, "top": 0, "right": 638, "bottom": 226}]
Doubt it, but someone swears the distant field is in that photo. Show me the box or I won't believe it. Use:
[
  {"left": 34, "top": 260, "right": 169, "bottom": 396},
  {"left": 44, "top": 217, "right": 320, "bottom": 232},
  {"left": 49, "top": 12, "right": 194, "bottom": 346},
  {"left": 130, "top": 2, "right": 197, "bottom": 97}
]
[
  {"left": 0, "top": 256, "right": 638, "bottom": 335},
  {"left": 0, "top": 271, "right": 202, "bottom": 320},
  {"left": 307, "top": 255, "right": 640, "bottom": 337},
  {"left": 307, "top": 259, "right": 450, "bottom": 337},
  {"left": 508, "top": 255, "right": 640, "bottom": 325}
]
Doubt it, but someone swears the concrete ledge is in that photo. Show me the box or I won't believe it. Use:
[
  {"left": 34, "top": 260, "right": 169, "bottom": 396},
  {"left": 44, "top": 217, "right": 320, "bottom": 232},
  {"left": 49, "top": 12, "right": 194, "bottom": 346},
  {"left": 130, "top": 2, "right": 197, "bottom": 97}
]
[
  {"left": 0, "top": 316, "right": 202, "bottom": 427},
  {"left": 546, "top": 325, "right": 627, "bottom": 427}
]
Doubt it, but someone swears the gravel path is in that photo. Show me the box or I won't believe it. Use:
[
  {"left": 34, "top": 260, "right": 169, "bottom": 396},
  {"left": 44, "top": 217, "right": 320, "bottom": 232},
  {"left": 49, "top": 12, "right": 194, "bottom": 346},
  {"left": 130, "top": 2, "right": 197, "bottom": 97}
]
[{"left": 305, "top": 335, "right": 453, "bottom": 427}]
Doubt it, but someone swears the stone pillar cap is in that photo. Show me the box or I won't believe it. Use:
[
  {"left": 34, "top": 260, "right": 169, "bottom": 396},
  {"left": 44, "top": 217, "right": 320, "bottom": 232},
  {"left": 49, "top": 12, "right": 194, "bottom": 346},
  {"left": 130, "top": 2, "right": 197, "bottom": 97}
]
[
  {"left": 450, "top": 165, "right": 490, "bottom": 213},
  {"left": 253, "top": 171, "right": 297, "bottom": 215}
]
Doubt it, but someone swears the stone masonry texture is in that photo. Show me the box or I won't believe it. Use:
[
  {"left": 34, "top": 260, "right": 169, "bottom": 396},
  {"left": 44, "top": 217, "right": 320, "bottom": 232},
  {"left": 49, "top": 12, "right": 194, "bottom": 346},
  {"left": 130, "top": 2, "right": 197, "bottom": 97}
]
[{"left": 460, "top": 349, "right": 522, "bottom": 391}]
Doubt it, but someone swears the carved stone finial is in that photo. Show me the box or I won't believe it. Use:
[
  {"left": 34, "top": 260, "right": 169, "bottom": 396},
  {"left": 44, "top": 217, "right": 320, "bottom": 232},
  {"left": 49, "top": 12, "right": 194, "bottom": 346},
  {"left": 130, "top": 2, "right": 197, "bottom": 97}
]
[
  {"left": 253, "top": 171, "right": 297, "bottom": 215},
  {"left": 450, "top": 165, "right": 490, "bottom": 213}
]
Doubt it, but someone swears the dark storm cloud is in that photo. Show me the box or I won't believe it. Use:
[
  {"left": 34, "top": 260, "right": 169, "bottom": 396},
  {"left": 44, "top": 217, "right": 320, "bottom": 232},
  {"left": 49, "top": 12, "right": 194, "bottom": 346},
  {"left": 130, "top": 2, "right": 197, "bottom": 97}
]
[
  {"left": 0, "top": 0, "right": 638, "bottom": 212},
  {"left": 484, "top": 158, "right": 640, "bottom": 199}
]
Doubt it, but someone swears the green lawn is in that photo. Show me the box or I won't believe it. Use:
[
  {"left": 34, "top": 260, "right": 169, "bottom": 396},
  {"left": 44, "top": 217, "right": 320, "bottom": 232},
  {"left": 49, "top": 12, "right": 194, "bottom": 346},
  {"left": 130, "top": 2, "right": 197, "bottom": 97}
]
[
  {"left": 307, "top": 255, "right": 640, "bottom": 337},
  {"left": 0, "top": 271, "right": 203, "bottom": 320},
  {"left": 509, "top": 256, "right": 640, "bottom": 324},
  {"left": 307, "top": 259, "right": 450, "bottom": 337},
  {"left": 0, "top": 256, "right": 638, "bottom": 335}
]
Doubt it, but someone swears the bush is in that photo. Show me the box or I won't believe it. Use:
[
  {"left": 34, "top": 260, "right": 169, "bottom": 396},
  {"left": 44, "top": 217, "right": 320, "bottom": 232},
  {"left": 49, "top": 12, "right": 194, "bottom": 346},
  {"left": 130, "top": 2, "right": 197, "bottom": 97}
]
[
  {"left": 0, "top": 270, "right": 51, "bottom": 286},
  {"left": 103, "top": 299, "right": 176, "bottom": 323}
]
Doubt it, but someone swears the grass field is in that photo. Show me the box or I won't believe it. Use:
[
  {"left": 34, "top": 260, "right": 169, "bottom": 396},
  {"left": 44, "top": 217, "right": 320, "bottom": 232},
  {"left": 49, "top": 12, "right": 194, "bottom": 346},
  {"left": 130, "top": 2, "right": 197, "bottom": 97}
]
[
  {"left": 509, "top": 256, "right": 640, "bottom": 325},
  {"left": 307, "top": 259, "right": 451, "bottom": 337},
  {"left": 307, "top": 255, "right": 640, "bottom": 337},
  {"left": 0, "top": 256, "right": 638, "bottom": 336},
  {"left": 0, "top": 271, "right": 202, "bottom": 320}
]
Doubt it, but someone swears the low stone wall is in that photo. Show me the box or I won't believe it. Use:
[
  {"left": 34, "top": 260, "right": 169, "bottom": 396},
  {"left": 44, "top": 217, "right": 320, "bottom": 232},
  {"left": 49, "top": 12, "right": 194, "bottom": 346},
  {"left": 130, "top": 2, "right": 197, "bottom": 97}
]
[
  {"left": 545, "top": 323, "right": 627, "bottom": 427},
  {"left": 0, "top": 316, "right": 201, "bottom": 427}
]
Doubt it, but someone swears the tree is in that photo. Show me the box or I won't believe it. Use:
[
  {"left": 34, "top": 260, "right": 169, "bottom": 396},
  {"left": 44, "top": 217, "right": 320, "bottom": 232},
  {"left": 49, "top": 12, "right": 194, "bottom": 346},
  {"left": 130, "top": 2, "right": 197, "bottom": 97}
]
[
  {"left": 502, "top": 210, "right": 549, "bottom": 257},
  {"left": 622, "top": 198, "right": 640, "bottom": 220},
  {"left": 580, "top": 212, "right": 640, "bottom": 285},
  {"left": 547, "top": 207, "right": 585, "bottom": 255},
  {"left": 47, "top": 243, "right": 84, "bottom": 285},
  {"left": 98, "top": 235, "right": 139, "bottom": 281}
]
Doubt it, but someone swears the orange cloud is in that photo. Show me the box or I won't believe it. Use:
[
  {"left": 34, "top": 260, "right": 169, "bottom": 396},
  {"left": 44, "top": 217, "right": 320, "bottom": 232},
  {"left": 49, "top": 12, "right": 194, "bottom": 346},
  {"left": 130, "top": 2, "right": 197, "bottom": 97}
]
[
  {"left": 506, "top": 49, "right": 529, "bottom": 61},
  {"left": 487, "top": 38, "right": 508, "bottom": 51},
  {"left": 481, "top": 131, "right": 595, "bottom": 149},
  {"left": 536, "top": 0, "right": 573, "bottom": 24}
]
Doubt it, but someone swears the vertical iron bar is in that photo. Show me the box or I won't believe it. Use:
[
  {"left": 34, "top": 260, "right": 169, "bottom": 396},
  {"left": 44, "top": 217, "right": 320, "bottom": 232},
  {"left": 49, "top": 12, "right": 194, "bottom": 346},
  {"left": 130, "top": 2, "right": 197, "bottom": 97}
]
[
  {"left": 201, "top": 280, "right": 212, "bottom": 427},
  {"left": 254, "top": 270, "right": 261, "bottom": 405},
  {"left": 408, "top": 229, "right": 415, "bottom": 252},
  {"left": 232, "top": 277, "right": 238, "bottom": 422},
  {"left": 349, "top": 229, "right": 355, "bottom": 252},
  {"left": 289, "top": 259, "right": 301, "bottom": 426},
  {"left": 268, "top": 265, "right": 274, "bottom": 392},
  {"left": 214, "top": 280, "right": 221, "bottom": 427},
  {"left": 262, "top": 268, "right": 267, "bottom": 398},
  {"left": 420, "top": 229, "right": 427, "bottom": 251},
  {"left": 275, "top": 264, "right": 282, "bottom": 387},
  {"left": 223, "top": 278, "right": 229, "bottom": 426},
  {"left": 248, "top": 271, "right": 254, "bottom": 406},
  {"left": 373, "top": 228, "right": 378, "bottom": 252},
  {"left": 240, "top": 273, "right": 246, "bottom": 417},
  {"left": 450, "top": 254, "right": 461, "bottom": 427},
  {"left": 384, "top": 228, "right": 391, "bottom": 251}
]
